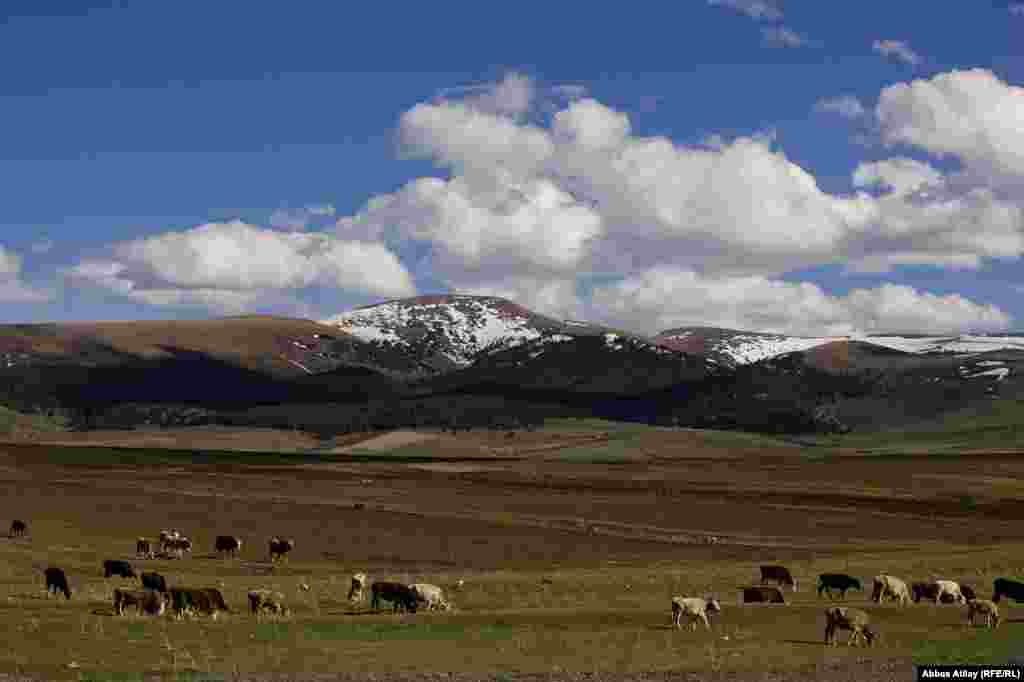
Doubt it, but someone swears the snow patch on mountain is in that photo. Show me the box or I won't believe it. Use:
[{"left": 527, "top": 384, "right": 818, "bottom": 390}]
[
  {"left": 320, "top": 296, "right": 551, "bottom": 368},
  {"left": 860, "top": 335, "right": 1024, "bottom": 355}
]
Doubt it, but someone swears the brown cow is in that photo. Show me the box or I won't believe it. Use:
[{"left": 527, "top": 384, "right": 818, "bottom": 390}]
[
  {"left": 740, "top": 586, "right": 787, "bottom": 604},
  {"left": 824, "top": 607, "right": 878, "bottom": 647},
  {"left": 760, "top": 565, "right": 797, "bottom": 591},
  {"left": 114, "top": 588, "right": 168, "bottom": 616},
  {"left": 9, "top": 519, "right": 26, "bottom": 538}
]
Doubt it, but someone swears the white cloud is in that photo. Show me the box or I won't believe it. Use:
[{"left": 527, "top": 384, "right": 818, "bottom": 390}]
[
  {"left": 67, "top": 221, "right": 415, "bottom": 312},
  {"left": 333, "top": 71, "right": 1024, "bottom": 304},
  {"left": 815, "top": 95, "right": 867, "bottom": 120},
  {"left": 708, "top": 0, "right": 782, "bottom": 21},
  {"left": 761, "top": 26, "right": 812, "bottom": 48},
  {"left": 590, "top": 267, "right": 1010, "bottom": 336},
  {"left": 852, "top": 158, "right": 943, "bottom": 196},
  {"left": 269, "top": 204, "right": 337, "bottom": 231},
  {"left": 872, "top": 39, "right": 923, "bottom": 66},
  {"left": 0, "top": 246, "right": 49, "bottom": 303},
  {"left": 457, "top": 277, "right": 584, "bottom": 321},
  {"left": 876, "top": 69, "right": 1024, "bottom": 188}
]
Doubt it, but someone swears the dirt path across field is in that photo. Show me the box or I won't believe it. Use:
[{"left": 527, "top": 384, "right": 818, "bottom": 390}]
[{"left": 329, "top": 429, "right": 441, "bottom": 453}]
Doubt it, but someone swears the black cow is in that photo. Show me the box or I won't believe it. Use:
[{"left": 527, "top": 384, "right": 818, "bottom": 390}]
[
  {"left": 992, "top": 578, "right": 1024, "bottom": 604},
  {"left": 169, "top": 587, "right": 230, "bottom": 619},
  {"left": 140, "top": 571, "right": 168, "bottom": 593},
  {"left": 817, "top": 573, "right": 862, "bottom": 600},
  {"left": 215, "top": 535, "right": 242, "bottom": 558},
  {"left": 741, "top": 586, "right": 787, "bottom": 604},
  {"left": 44, "top": 567, "right": 71, "bottom": 600},
  {"left": 269, "top": 537, "right": 294, "bottom": 562},
  {"left": 9, "top": 519, "right": 26, "bottom": 538},
  {"left": 370, "top": 581, "right": 419, "bottom": 613},
  {"left": 760, "top": 565, "right": 797, "bottom": 591},
  {"left": 911, "top": 581, "right": 969, "bottom": 604},
  {"left": 103, "top": 559, "right": 137, "bottom": 579}
]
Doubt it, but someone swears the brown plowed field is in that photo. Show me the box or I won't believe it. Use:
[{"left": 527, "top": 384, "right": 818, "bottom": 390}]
[{"left": 0, "top": 427, "right": 1021, "bottom": 678}]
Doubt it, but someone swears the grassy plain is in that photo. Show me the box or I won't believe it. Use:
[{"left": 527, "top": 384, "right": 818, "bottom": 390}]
[{"left": 0, "top": 418, "right": 1022, "bottom": 679}]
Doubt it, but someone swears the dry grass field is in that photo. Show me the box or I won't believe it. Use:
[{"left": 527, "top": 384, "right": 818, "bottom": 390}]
[{"left": 0, "top": 419, "right": 1022, "bottom": 680}]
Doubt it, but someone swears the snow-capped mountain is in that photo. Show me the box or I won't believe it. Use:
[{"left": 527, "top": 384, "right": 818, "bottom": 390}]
[
  {"left": 319, "top": 294, "right": 677, "bottom": 378},
  {"left": 654, "top": 326, "right": 1024, "bottom": 366}
]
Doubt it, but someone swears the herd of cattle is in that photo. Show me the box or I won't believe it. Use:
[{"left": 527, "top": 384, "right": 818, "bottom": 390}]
[
  {"left": 8, "top": 519, "right": 1024, "bottom": 646},
  {"left": 669, "top": 565, "right": 1023, "bottom": 645},
  {"left": 13, "top": 520, "right": 451, "bottom": 621}
]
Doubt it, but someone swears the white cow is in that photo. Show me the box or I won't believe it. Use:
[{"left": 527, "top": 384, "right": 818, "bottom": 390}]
[
  {"left": 409, "top": 583, "right": 450, "bottom": 611},
  {"left": 871, "top": 575, "right": 910, "bottom": 606},
  {"left": 671, "top": 596, "right": 721, "bottom": 631},
  {"left": 347, "top": 573, "right": 367, "bottom": 603},
  {"left": 932, "top": 580, "right": 966, "bottom": 605}
]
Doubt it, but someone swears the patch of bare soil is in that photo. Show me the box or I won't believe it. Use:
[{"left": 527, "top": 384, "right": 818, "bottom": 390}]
[
  {"left": 5, "top": 427, "right": 375, "bottom": 453},
  {"left": 332, "top": 430, "right": 441, "bottom": 453}
]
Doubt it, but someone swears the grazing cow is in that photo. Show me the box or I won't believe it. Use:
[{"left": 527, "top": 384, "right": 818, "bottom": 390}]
[
  {"left": 740, "top": 586, "right": 787, "bottom": 604},
  {"left": 967, "top": 599, "right": 1001, "bottom": 629},
  {"left": 992, "top": 578, "right": 1024, "bottom": 604},
  {"left": 409, "top": 583, "right": 450, "bottom": 611},
  {"left": 248, "top": 589, "right": 289, "bottom": 618},
  {"left": 169, "top": 587, "right": 230, "bottom": 620},
  {"left": 671, "top": 596, "right": 721, "bottom": 631},
  {"left": 268, "top": 537, "right": 294, "bottom": 562},
  {"left": 370, "top": 581, "right": 419, "bottom": 613},
  {"left": 760, "top": 565, "right": 797, "bottom": 592},
  {"left": 159, "top": 530, "right": 181, "bottom": 551},
  {"left": 140, "top": 571, "right": 167, "bottom": 593},
  {"left": 817, "top": 574, "right": 862, "bottom": 600},
  {"left": 912, "top": 580, "right": 965, "bottom": 604},
  {"left": 215, "top": 535, "right": 242, "bottom": 558},
  {"left": 103, "top": 559, "right": 137, "bottom": 579},
  {"left": 871, "top": 575, "right": 910, "bottom": 606},
  {"left": 136, "top": 538, "right": 153, "bottom": 559},
  {"left": 44, "top": 567, "right": 71, "bottom": 600},
  {"left": 113, "top": 588, "right": 168, "bottom": 616},
  {"left": 824, "top": 607, "right": 878, "bottom": 647},
  {"left": 9, "top": 519, "right": 26, "bottom": 538},
  {"left": 166, "top": 537, "right": 192, "bottom": 558},
  {"left": 348, "top": 573, "right": 367, "bottom": 603}
]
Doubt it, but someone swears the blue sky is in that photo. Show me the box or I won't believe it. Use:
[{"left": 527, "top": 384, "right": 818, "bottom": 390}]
[{"left": 2, "top": 1, "right": 1024, "bottom": 335}]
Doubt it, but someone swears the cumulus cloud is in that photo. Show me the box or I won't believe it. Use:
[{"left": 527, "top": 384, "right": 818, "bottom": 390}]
[
  {"left": 708, "top": 0, "right": 782, "bottom": 20},
  {"left": 852, "top": 158, "right": 943, "bottom": 196},
  {"left": 873, "top": 39, "right": 923, "bottom": 66},
  {"left": 590, "top": 267, "right": 1010, "bottom": 336},
  {"left": 60, "top": 70, "right": 1021, "bottom": 333},
  {"left": 457, "top": 277, "right": 585, "bottom": 321},
  {"left": 876, "top": 69, "right": 1024, "bottom": 189},
  {"left": 815, "top": 95, "right": 867, "bottom": 120},
  {"left": 269, "top": 204, "right": 336, "bottom": 231},
  {"left": 66, "top": 221, "right": 415, "bottom": 312},
  {"left": 0, "top": 246, "right": 48, "bottom": 303},
  {"left": 330, "top": 70, "right": 1024, "bottom": 323}
]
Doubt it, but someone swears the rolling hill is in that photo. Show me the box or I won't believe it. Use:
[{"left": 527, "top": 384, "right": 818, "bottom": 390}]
[{"left": 0, "top": 295, "right": 1020, "bottom": 436}]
